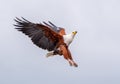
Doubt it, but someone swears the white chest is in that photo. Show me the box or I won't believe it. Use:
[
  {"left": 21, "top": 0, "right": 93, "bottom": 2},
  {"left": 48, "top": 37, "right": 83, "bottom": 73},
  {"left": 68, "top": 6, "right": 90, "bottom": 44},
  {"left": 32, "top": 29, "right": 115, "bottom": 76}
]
[{"left": 63, "top": 34, "right": 74, "bottom": 46}]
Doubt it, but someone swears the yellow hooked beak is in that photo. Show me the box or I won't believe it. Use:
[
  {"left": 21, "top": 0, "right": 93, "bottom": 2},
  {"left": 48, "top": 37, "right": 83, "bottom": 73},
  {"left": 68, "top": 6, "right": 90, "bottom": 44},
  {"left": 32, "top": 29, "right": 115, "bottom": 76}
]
[{"left": 72, "top": 31, "right": 77, "bottom": 35}]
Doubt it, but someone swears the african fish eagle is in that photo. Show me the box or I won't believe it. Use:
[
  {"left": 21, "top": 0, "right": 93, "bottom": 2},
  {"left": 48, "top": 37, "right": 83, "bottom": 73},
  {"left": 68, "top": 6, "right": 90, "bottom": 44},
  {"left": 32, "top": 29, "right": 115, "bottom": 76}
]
[{"left": 14, "top": 17, "right": 78, "bottom": 67}]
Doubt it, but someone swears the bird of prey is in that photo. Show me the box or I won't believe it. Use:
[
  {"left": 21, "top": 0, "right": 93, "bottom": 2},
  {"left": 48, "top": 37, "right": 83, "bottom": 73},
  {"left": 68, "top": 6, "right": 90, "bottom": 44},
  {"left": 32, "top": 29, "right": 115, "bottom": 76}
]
[{"left": 14, "top": 17, "right": 78, "bottom": 67}]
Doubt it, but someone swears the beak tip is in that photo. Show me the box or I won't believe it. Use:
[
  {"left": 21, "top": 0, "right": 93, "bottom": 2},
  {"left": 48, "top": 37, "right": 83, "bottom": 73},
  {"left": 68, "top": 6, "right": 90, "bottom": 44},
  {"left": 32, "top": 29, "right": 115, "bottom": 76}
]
[{"left": 75, "top": 31, "right": 77, "bottom": 34}]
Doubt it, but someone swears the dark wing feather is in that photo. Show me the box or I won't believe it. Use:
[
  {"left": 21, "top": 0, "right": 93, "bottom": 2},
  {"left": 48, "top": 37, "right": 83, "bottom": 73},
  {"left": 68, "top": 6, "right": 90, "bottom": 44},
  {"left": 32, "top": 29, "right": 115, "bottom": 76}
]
[
  {"left": 14, "top": 17, "right": 63, "bottom": 51},
  {"left": 43, "top": 21, "right": 65, "bottom": 34}
]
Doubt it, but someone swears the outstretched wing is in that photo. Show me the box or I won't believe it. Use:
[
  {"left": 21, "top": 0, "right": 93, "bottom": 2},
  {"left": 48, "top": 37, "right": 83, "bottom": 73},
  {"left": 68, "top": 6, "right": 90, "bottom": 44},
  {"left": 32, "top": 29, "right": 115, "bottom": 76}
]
[{"left": 14, "top": 17, "right": 63, "bottom": 51}]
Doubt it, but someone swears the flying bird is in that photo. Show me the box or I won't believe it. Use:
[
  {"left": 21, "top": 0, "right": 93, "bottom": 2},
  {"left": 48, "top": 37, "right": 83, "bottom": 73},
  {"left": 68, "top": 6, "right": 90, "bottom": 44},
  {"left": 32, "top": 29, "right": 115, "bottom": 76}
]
[{"left": 14, "top": 17, "right": 78, "bottom": 67}]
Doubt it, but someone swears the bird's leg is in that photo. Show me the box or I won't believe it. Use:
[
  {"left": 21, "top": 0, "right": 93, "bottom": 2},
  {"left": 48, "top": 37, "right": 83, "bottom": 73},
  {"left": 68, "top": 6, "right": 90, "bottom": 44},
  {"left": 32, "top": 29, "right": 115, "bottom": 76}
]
[
  {"left": 59, "top": 44, "right": 78, "bottom": 67},
  {"left": 67, "top": 59, "right": 78, "bottom": 67},
  {"left": 67, "top": 59, "right": 73, "bottom": 66},
  {"left": 52, "top": 45, "right": 63, "bottom": 56},
  {"left": 46, "top": 45, "right": 60, "bottom": 57},
  {"left": 46, "top": 48, "right": 62, "bottom": 58},
  {"left": 46, "top": 51, "right": 54, "bottom": 57},
  {"left": 67, "top": 49, "right": 78, "bottom": 67},
  {"left": 53, "top": 49, "right": 62, "bottom": 55},
  {"left": 71, "top": 60, "right": 78, "bottom": 67}
]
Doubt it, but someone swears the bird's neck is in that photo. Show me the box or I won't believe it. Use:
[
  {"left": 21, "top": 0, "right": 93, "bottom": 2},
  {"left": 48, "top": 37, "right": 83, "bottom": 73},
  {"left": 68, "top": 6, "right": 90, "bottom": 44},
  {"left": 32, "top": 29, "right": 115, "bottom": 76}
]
[{"left": 63, "top": 33, "right": 75, "bottom": 46}]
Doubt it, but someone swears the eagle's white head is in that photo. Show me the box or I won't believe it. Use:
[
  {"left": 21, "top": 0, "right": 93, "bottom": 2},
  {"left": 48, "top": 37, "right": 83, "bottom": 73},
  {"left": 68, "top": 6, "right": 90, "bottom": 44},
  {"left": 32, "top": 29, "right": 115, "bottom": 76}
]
[{"left": 63, "top": 31, "right": 77, "bottom": 46}]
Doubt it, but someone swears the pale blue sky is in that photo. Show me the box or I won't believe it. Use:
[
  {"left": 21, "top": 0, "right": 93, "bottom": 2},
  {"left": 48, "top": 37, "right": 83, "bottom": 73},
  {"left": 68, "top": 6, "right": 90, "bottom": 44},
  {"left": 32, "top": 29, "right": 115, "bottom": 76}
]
[{"left": 0, "top": 0, "right": 120, "bottom": 84}]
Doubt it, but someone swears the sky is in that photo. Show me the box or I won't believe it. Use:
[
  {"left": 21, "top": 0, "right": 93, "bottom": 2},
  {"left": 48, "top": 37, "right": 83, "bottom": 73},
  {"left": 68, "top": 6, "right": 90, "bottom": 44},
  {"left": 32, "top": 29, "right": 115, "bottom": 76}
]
[{"left": 0, "top": 0, "right": 120, "bottom": 84}]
